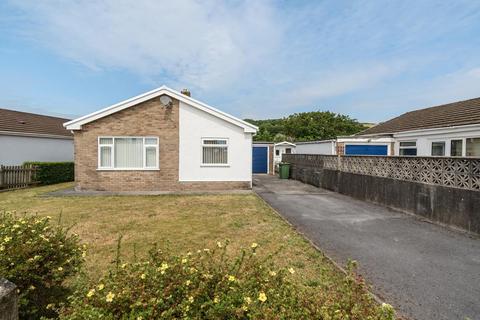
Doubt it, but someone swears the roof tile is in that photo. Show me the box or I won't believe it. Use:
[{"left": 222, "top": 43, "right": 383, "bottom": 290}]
[
  {"left": 0, "top": 108, "right": 72, "bottom": 137},
  {"left": 360, "top": 97, "right": 480, "bottom": 135}
]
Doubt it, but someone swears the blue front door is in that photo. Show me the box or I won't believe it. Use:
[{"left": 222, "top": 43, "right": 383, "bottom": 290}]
[
  {"left": 252, "top": 146, "right": 268, "bottom": 173},
  {"left": 345, "top": 145, "right": 388, "bottom": 156}
]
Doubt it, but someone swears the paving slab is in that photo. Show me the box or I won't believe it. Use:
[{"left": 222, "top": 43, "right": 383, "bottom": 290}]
[{"left": 254, "top": 174, "right": 480, "bottom": 320}]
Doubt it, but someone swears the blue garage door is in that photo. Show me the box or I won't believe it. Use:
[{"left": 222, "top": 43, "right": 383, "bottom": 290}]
[
  {"left": 252, "top": 146, "right": 268, "bottom": 173},
  {"left": 345, "top": 145, "right": 388, "bottom": 156}
]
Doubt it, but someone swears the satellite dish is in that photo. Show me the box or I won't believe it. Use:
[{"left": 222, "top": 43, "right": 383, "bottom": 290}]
[{"left": 159, "top": 95, "right": 173, "bottom": 107}]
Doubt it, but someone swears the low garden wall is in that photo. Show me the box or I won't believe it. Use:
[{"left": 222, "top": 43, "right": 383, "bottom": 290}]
[{"left": 283, "top": 154, "right": 480, "bottom": 234}]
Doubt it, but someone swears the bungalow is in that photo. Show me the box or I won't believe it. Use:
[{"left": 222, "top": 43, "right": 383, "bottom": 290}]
[
  {"left": 64, "top": 86, "right": 258, "bottom": 191},
  {"left": 0, "top": 108, "right": 73, "bottom": 165},
  {"left": 295, "top": 97, "right": 480, "bottom": 157}
]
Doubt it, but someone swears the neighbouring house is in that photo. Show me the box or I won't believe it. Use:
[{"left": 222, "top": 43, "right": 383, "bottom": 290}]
[
  {"left": 252, "top": 141, "right": 274, "bottom": 174},
  {"left": 296, "top": 97, "right": 480, "bottom": 157},
  {"left": 0, "top": 108, "right": 73, "bottom": 165},
  {"left": 64, "top": 86, "right": 258, "bottom": 191},
  {"left": 273, "top": 141, "right": 296, "bottom": 166}
]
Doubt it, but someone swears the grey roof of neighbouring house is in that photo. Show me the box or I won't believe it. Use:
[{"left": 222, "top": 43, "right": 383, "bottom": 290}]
[
  {"left": 359, "top": 97, "right": 480, "bottom": 135},
  {"left": 0, "top": 108, "right": 72, "bottom": 137}
]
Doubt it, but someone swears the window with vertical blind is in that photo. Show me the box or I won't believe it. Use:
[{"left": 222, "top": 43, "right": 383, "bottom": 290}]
[
  {"left": 98, "top": 137, "right": 159, "bottom": 170},
  {"left": 201, "top": 138, "right": 228, "bottom": 165}
]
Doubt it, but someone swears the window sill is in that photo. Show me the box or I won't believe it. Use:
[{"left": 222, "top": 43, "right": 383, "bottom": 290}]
[
  {"left": 200, "top": 164, "right": 230, "bottom": 168},
  {"left": 97, "top": 168, "right": 160, "bottom": 171}
]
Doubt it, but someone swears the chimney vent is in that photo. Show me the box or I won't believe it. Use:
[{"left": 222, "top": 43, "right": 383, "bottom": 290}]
[{"left": 181, "top": 89, "right": 191, "bottom": 97}]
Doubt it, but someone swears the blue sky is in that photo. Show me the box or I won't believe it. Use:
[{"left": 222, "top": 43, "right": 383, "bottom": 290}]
[{"left": 1, "top": 1, "right": 480, "bottom": 122}]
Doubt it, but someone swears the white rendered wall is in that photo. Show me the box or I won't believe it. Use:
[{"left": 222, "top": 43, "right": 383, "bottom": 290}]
[
  {"left": 0, "top": 135, "right": 73, "bottom": 165},
  {"left": 394, "top": 126, "right": 480, "bottom": 157},
  {"left": 179, "top": 101, "right": 253, "bottom": 182},
  {"left": 295, "top": 141, "right": 335, "bottom": 155}
]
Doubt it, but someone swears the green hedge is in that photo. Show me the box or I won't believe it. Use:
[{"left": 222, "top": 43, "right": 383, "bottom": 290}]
[{"left": 23, "top": 162, "right": 74, "bottom": 185}]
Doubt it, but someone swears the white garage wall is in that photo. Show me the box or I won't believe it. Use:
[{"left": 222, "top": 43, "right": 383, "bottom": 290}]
[
  {"left": 179, "top": 101, "right": 253, "bottom": 182},
  {"left": 295, "top": 141, "right": 335, "bottom": 155},
  {"left": 0, "top": 135, "right": 74, "bottom": 165}
]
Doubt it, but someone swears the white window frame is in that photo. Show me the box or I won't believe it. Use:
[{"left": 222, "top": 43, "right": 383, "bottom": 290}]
[
  {"left": 431, "top": 141, "right": 446, "bottom": 157},
  {"left": 201, "top": 138, "right": 229, "bottom": 167},
  {"left": 398, "top": 140, "right": 417, "bottom": 156},
  {"left": 97, "top": 136, "right": 159, "bottom": 170}
]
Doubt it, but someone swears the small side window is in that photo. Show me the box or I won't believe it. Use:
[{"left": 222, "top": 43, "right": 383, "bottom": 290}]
[{"left": 431, "top": 141, "right": 445, "bottom": 156}]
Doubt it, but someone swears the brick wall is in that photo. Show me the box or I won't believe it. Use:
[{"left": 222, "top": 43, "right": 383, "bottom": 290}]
[{"left": 74, "top": 97, "right": 250, "bottom": 191}]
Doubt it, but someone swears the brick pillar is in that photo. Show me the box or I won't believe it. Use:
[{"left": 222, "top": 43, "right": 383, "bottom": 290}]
[{"left": 0, "top": 279, "right": 18, "bottom": 320}]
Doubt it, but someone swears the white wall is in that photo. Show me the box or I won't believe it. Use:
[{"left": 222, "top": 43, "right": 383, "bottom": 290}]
[
  {"left": 394, "top": 125, "right": 480, "bottom": 157},
  {"left": 295, "top": 141, "right": 335, "bottom": 155},
  {"left": 0, "top": 135, "right": 74, "bottom": 165},
  {"left": 179, "top": 101, "right": 253, "bottom": 182}
]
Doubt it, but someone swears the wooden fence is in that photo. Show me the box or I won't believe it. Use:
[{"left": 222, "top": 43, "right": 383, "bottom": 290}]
[{"left": 0, "top": 165, "right": 38, "bottom": 190}]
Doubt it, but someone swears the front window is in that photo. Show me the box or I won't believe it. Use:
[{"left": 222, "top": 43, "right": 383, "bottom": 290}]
[
  {"left": 275, "top": 150, "right": 280, "bottom": 156},
  {"left": 399, "top": 141, "right": 417, "bottom": 156},
  {"left": 202, "top": 138, "right": 228, "bottom": 165},
  {"left": 98, "top": 137, "right": 158, "bottom": 170},
  {"left": 466, "top": 138, "right": 480, "bottom": 157},
  {"left": 431, "top": 141, "right": 445, "bottom": 156},
  {"left": 285, "top": 148, "right": 292, "bottom": 154},
  {"left": 450, "top": 140, "right": 463, "bottom": 157}
]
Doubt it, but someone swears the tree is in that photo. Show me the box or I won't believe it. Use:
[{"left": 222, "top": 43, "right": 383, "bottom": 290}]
[{"left": 245, "top": 111, "right": 366, "bottom": 142}]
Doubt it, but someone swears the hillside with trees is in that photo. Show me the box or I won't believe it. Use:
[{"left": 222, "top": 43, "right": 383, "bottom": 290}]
[{"left": 245, "top": 111, "right": 367, "bottom": 142}]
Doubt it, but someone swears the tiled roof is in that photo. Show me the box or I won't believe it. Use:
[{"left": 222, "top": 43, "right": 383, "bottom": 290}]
[
  {"left": 359, "top": 97, "right": 480, "bottom": 135},
  {"left": 0, "top": 108, "right": 72, "bottom": 137}
]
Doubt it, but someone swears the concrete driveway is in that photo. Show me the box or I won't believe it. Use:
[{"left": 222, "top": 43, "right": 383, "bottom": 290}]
[{"left": 254, "top": 174, "right": 480, "bottom": 320}]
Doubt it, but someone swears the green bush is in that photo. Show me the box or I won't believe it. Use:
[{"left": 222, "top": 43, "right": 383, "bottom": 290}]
[
  {"left": 0, "top": 212, "right": 84, "bottom": 319},
  {"left": 59, "top": 242, "right": 395, "bottom": 320},
  {"left": 24, "top": 162, "right": 74, "bottom": 185}
]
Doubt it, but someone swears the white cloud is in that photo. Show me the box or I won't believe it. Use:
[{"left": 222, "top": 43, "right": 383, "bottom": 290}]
[{"left": 11, "top": 0, "right": 282, "bottom": 91}]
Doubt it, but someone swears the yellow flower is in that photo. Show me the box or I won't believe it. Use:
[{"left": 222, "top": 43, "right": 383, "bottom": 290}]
[
  {"left": 121, "top": 263, "right": 127, "bottom": 269},
  {"left": 29, "top": 285, "right": 36, "bottom": 290},
  {"left": 244, "top": 296, "right": 252, "bottom": 304},
  {"left": 97, "top": 283, "right": 105, "bottom": 291},
  {"left": 288, "top": 267, "right": 295, "bottom": 274},
  {"left": 269, "top": 271, "right": 277, "bottom": 276},
  {"left": 185, "top": 280, "right": 191, "bottom": 286},
  {"left": 251, "top": 242, "right": 258, "bottom": 249},
  {"left": 160, "top": 262, "right": 169, "bottom": 270},
  {"left": 213, "top": 296, "right": 219, "bottom": 304},
  {"left": 188, "top": 296, "right": 194, "bottom": 303},
  {"left": 203, "top": 248, "right": 210, "bottom": 253},
  {"left": 181, "top": 258, "right": 188, "bottom": 264},
  {"left": 0, "top": 245, "right": 4, "bottom": 252},
  {"left": 57, "top": 267, "right": 63, "bottom": 271},
  {"left": 140, "top": 273, "right": 146, "bottom": 280},
  {"left": 242, "top": 305, "right": 249, "bottom": 311},
  {"left": 106, "top": 292, "right": 115, "bottom": 302},
  {"left": 186, "top": 252, "right": 192, "bottom": 256},
  {"left": 258, "top": 292, "right": 267, "bottom": 303},
  {"left": 87, "top": 289, "right": 95, "bottom": 298},
  {"left": 228, "top": 275, "right": 236, "bottom": 282},
  {"left": 82, "top": 251, "right": 87, "bottom": 258},
  {"left": 137, "top": 317, "right": 143, "bottom": 320},
  {"left": 4, "top": 236, "right": 12, "bottom": 243},
  {"left": 216, "top": 241, "right": 222, "bottom": 248}
]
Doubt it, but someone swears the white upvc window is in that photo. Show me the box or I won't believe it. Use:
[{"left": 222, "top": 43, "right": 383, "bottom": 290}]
[
  {"left": 98, "top": 137, "right": 159, "bottom": 170},
  {"left": 399, "top": 141, "right": 417, "bottom": 156},
  {"left": 201, "top": 138, "right": 228, "bottom": 166},
  {"left": 431, "top": 141, "right": 446, "bottom": 156}
]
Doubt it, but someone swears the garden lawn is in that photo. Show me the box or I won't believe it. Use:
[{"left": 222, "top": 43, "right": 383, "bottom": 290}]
[{"left": 0, "top": 183, "right": 382, "bottom": 315}]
